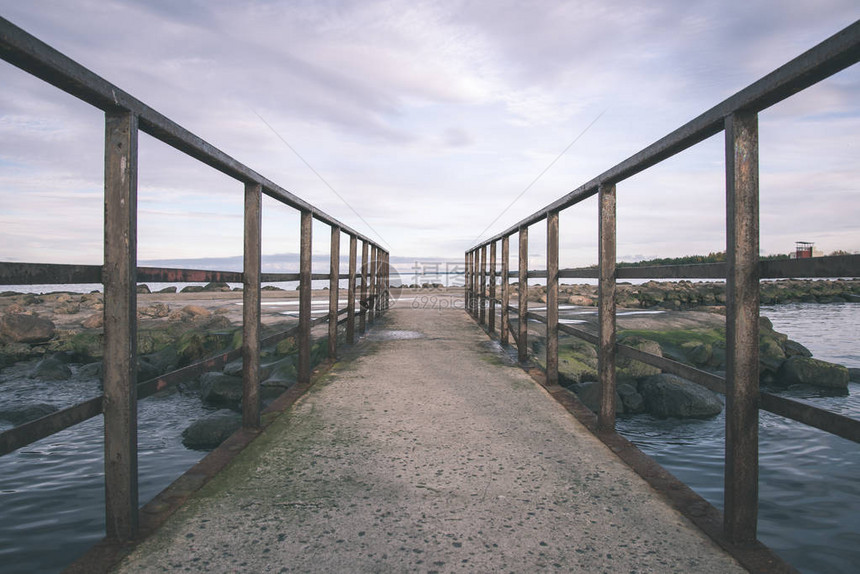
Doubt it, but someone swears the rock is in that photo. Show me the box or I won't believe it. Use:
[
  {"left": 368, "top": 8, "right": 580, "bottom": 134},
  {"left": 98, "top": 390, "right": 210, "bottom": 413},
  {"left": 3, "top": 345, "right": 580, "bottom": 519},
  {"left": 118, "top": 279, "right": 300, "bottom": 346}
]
[
  {"left": 157, "top": 286, "right": 178, "bottom": 293},
  {"left": 139, "top": 303, "right": 170, "bottom": 318},
  {"left": 79, "top": 361, "right": 103, "bottom": 379},
  {"left": 616, "top": 336, "right": 662, "bottom": 378},
  {"left": 200, "top": 372, "right": 244, "bottom": 410},
  {"left": 567, "top": 295, "right": 594, "bottom": 306},
  {"left": 639, "top": 374, "right": 723, "bottom": 419},
  {"left": 30, "top": 356, "right": 72, "bottom": 380},
  {"left": 203, "top": 281, "right": 231, "bottom": 292},
  {"left": 81, "top": 313, "right": 104, "bottom": 329},
  {"left": 181, "top": 409, "right": 241, "bottom": 450},
  {"left": 263, "top": 357, "right": 297, "bottom": 385},
  {"left": 783, "top": 339, "right": 812, "bottom": 358},
  {"left": 571, "top": 381, "right": 623, "bottom": 414},
  {"left": 0, "top": 403, "right": 59, "bottom": 426},
  {"left": 55, "top": 301, "right": 81, "bottom": 314},
  {"left": 180, "top": 305, "right": 211, "bottom": 319},
  {"left": 136, "top": 284, "right": 151, "bottom": 294},
  {"left": 681, "top": 341, "right": 712, "bottom": 367},
  {"left": 618, "top": 382, "right": 645, "bottom": 414},
  {"left": 0, "top": 313, "right": 56, "bottom": 343},
  {"left": 262, "top": 285, "right": 284, "bottom": 291},
  {"left": 777, "top": 356, "right": 849, "bottom": 389},
  {"left": 758, "top": 334, "right": 786, "bottom": 376},
  {"left": 180, "top": 285, "right": 205, "bottom": 293}
]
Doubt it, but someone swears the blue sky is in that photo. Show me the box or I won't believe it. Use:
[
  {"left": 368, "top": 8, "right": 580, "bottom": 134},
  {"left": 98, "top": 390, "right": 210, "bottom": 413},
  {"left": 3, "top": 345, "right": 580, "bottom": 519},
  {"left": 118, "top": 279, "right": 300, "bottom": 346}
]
[{"left": 0, "top": 0, "right": 857, "bottom": 271}]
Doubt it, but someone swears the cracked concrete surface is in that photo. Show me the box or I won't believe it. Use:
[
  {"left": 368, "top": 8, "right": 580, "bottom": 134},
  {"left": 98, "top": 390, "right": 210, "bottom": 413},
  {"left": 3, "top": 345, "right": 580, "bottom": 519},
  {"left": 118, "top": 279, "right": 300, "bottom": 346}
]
[{"left": 114, "top": 301, "right": 745, "bottom": 573}]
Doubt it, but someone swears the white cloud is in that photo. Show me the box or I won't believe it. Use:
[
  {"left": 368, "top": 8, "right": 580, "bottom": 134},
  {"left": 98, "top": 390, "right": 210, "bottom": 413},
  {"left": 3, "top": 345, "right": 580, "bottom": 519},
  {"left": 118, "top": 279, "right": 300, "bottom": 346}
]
[{"left": 0, "top": 0, "right": 857, "bottom": 268}]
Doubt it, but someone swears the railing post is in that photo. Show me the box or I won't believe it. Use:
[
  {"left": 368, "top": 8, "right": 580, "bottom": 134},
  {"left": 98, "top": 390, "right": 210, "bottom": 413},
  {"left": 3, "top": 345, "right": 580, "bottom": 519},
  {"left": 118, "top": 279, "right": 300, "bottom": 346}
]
[
  {"left": 347, "top": 235, "right": 357, "bottom": 344},
  {"left": 298, "top": 210, "right": 312, "bottom": 384},
  {"left": 724, "top": 110, "right": 760, "bottom": 545},
  {"left": 468, "top": 250, "right": 475, "bottom": 316},
  {"left": 489, "top": 241, "right": 497, "bottom": 334},
  {"left": 242, "top": 182, "right": 262, "bottom": 430},
  {"left": 598, "top": 183, "right": 617, "bottom": 431},
  {"left": 546, "top": 211, "right": 559, "bottom": 386},
  {"left": 368, "top": 246, "right": 377, "bottom": 323},
  {"left": 479, "top": 245, "right": 487, "bottom": 325},
  {"left": 501, "top": 236, "right": 510, "bottom": 346},
  {"left": 464, "top": 251, "right": 470, "bottom": 312},
  {"left": 328, "top": 226, "right": 340, "bottom": 358},
  {"left": 103, "top": 110, "right": 139, "bottom": 541},
  {"left": 383, "top": 251, "right": 390, "bottom": 310},
  {"left": 360, "top": 240, "right": 369, "bottom": 334},
  {"left": 518, "top": 226, "right": 529, "bottom": 363}
]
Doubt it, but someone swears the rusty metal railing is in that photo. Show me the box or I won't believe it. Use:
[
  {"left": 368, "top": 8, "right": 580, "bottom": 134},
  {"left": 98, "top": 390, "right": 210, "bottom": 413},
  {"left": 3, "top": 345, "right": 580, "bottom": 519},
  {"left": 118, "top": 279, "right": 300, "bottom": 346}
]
[
  {"left": 466, "top": 19, "right": 860, "bottom": 549},
  {"left": 0, "top": 16, "right": 390, "bottom": 543}
]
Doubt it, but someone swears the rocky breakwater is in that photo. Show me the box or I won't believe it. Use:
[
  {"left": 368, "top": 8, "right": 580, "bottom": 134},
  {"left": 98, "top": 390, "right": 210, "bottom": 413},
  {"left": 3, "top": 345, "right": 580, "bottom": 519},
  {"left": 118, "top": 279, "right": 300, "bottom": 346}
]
[
  {"left": 528, "top": 309, "right": 852, "bottom": 420},
  {"left": 0, "top": 284, "right": 329, "bottom": 450},
  {"left": 512, "top": 278, "right": 860, "bottom": 310}
]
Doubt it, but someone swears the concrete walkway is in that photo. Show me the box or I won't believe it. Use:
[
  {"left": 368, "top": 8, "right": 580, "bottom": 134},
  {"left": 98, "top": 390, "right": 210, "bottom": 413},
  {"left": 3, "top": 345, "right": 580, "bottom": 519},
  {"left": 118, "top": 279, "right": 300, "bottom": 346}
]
[{"left": 115, "top": 300, "right": 745, "bottom": 573}]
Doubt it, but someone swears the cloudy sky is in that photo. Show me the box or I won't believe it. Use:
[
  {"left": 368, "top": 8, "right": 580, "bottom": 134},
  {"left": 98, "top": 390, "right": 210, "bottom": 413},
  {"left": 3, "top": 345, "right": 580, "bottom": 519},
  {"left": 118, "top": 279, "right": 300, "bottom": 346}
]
[{"left": 0, "top": 0, "right": 857, "bottom": 273}]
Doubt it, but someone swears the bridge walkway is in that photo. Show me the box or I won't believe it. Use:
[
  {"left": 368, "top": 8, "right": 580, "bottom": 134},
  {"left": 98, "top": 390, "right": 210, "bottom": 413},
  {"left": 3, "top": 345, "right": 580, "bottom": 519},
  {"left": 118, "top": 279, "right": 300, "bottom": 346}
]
[{"left": 114, "top": 299, "right": 745, "bottom": 573}]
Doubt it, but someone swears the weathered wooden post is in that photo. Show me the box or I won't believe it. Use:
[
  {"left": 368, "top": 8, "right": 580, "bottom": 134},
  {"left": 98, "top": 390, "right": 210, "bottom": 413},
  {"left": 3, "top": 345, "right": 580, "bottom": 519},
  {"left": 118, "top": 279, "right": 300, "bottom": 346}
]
[
  {"left": 489, "top": 241, "right": 497, "bottom": 334},
  {"left": 501, "top": 236, "right": 510, "bottom": 345},
  {"left": 367, "top": 246, "right": 376, "bottom": 323},
  {"left": 468, "top": 250, "right": 475, "bottom": 316},
  {"left": 383, "top": 251, "right": 390, "bottom": 310},
  {"left": 598, "top": 184, "right": 617, "bottom": 431},
  {"left": 347, "top": 235, "right": 357, "bottom": 344},
  {"left": 546, "top": 211, "right": 559, "bottom": 386},
  {"left": 464, "top": 251, "right": 470, "bottom": 313},
  {"left": 479, "top": 245, "right": 487, "bottom": 325},
  {"left": 242, "top": 182, "right": 262, "bottom": 430},
  {"left": 518, "top": 227, "right": 529, "bottom": 363},
  {"left": 360, "top": 240, "right": 369, "bottom": 334},
  {"left": 328, "top": 226, "right": 340, "bottom": 358},
  {"left": 103, "top": 110, "right": 139, "bottom": 541},
  {"left": 724, "top": 110, "right": 760, "bottom": 545},
  {"left": 298, "top": 211, "right": 312, "bottom": 384}
]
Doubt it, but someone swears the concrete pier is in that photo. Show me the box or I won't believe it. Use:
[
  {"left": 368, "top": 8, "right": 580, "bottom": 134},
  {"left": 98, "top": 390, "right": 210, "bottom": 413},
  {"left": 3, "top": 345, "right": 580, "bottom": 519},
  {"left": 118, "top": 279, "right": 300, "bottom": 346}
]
[{"left": 114, "top": 299, "right": 745, "bottom": 573}]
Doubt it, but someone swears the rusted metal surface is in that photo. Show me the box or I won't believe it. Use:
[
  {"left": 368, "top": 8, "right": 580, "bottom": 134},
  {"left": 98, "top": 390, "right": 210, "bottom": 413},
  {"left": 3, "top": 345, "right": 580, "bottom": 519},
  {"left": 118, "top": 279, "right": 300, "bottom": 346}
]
[
  {"left": 546, "top": 212, "right": 559, "bottom": 386},
  {"left": 0, "top": 262, "right": 102, "bottom": 285},
  {"left": 617, "top": 263, "right": 726, "bottom": 280},
  {"left": 137, "top": 267, "right": 243, "bottom": 283},
  {"left": 489, "top": 242, "right": 497, "bottom": 334},
  {"left": 328, "top": 226, "right": 340, "bottom": 358},
  {"left": 347, "top": 235, "right": 357, "bottom": 344},
  {"left": 598, "top": 184, "right": 617, "bottom": 432},
  {"left": 517, "top": 227, "right": 529, "bottom": 363},
  {"left": 0, "top": 396, "right": 103, "bottom": 456},
  {"left": 759, "top": 253, "right": 860, "bottom": 278},
  {"left": 724, "top": 110, "right": 760, "bottom": 545},
  {"left": 261, "top": 272, "right": 300, "bottom": 283},
  {"left": 500, "top": 236, "right": 510, "bottom": 346},
  {"left": 760, "top": 393, "right": 860, "bottom": 444},
  {"left": 242, "top": 182, "right": 262, "bottom": 430},
  {"left": 298, "top": 211, "right": 312, "bottom": 384},
  {"left": 102, "top": 110, "right": 139, "bottom": 542},
  {"left": 359, "top": 241, "right": 368, "bottom": 334}
]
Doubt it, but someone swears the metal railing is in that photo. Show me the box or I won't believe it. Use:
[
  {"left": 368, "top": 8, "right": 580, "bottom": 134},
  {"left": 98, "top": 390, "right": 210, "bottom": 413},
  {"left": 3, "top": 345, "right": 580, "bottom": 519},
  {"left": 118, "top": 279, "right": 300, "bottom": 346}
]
[
  {"left": 466, "top": 19, "right": 860, "bottom": 547},
  {"left": 0, "top": 16, "right": 390, "bottom": 542}
]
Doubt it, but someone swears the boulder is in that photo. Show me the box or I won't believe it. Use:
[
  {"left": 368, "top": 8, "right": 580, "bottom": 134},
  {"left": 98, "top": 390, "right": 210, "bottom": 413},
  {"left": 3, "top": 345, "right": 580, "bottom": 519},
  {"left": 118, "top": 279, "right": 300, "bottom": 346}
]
[
  {"left": 777, "top": 356, "right": 849, "bottom": 389},
  {"left": 81, "top": 313, "right": 104, "bottom": 329},
  {"left": 180, "top": 305, "right": 211, "bottom": 319},
  {"left": 618, "top": 382, "right": 645, "bottom": 414},
  {"left": 567, "top": 295, "right": 594, "bottom": 306},
  {"left": 79, "top": 361, "right": 103, "bottom": 380},
  {"left": 783, "top": 339, "right": 813, "bottom": 358},
  {"left": 639, "top": 374, "right": 723, "bottom": 419},
  {"left": 616, "top": 336, "right": 662, "bottom": 379},
  {"left": 0, "top": 313, "right": 56, "bottom": 343},
  {"left": 571, "top": 381, "right": 623, "bottom": 414},
  {"left": 181, "top": 409, "right": 242, "bottom": 450},
  {"left": 200, "top": 372, "right": 244, "bottom": 410},
  {"left": 0, "top": 403, "right": 59, "bottom": 426},
  {"left": 157, "top": 286, "right": 178, "bottom": 294},
  {"left": 136, "top": 284, "right": 151, "bottom": 294},
  {"left": 180, "top": 285, "right": 205, "bottom": 293},
  {"left": 30, "top": 356, "right": 72, "bottom": 380},
  {"left": 263, "top": 357, "right": 297, "bottom": 385},
  {"left": 139, "top": 303, "right": 170, "bottom": 318},
  {"left": 203, "top": 282, "right": 231, "bottom": 292}
]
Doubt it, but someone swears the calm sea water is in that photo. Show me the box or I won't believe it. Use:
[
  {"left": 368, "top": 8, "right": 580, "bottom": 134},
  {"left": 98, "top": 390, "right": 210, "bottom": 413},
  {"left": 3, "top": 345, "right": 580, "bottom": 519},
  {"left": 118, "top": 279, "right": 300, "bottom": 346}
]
[
  {"left": 0, "top": 299, "right": 857, "bottom": 572},
  {"left": 617, "top": 302, "right": 860, "bottom": 574}
]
